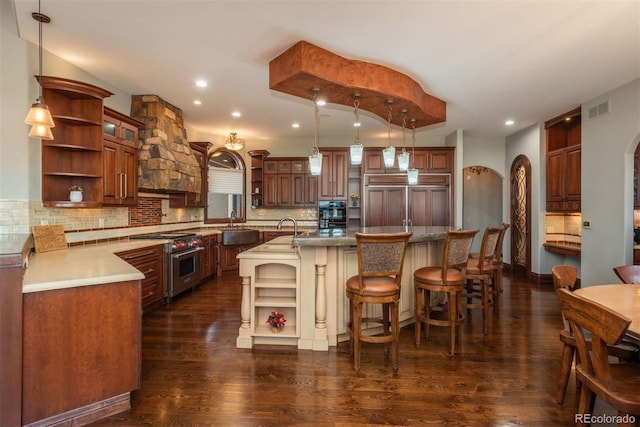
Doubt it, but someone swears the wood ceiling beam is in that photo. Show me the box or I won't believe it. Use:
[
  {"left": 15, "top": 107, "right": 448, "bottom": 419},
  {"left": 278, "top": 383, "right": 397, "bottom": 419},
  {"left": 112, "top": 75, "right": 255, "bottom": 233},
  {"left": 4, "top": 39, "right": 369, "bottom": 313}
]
[{"left": 269, "top": 40, "right": 446, "bottom": 129}]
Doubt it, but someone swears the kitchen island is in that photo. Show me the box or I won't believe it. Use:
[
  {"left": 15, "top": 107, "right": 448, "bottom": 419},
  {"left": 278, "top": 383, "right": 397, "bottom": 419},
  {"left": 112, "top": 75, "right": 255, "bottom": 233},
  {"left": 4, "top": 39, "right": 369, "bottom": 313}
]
[{"left": 236, "top": 226, "right": 449, "bottom": 351}]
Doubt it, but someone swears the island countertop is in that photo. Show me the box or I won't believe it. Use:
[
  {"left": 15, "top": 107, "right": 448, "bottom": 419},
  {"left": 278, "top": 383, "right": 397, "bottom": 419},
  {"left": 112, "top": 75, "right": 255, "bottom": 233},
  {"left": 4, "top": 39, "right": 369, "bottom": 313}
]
[{"left": 293, "top": 226, "right": 450, "bottom": 247}]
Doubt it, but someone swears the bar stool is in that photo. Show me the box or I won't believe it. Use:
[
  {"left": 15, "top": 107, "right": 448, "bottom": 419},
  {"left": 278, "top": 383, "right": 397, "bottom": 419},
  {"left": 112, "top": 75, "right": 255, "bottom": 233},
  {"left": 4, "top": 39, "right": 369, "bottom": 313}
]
[
  {"left": 465, "top": 226, "right": 501, "bottom": 335},
  {"left": 469, "top": 223, "right": 510, "bottom": 312},
  {"left": 346, "top": 231, "right": 412, "bottom": 373},
  {"left": 414, "top": 229, "right": 478, "bottom": 355}
]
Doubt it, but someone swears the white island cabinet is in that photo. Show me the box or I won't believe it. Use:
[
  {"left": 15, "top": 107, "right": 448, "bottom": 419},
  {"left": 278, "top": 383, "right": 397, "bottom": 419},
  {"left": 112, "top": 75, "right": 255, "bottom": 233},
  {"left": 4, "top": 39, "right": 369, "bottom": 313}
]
[
  {"left": 237, "top": 227, "right": 448, "bottom": 351},
  {"left": 236, "top": 235, "right": 301, "bottom": 348}
]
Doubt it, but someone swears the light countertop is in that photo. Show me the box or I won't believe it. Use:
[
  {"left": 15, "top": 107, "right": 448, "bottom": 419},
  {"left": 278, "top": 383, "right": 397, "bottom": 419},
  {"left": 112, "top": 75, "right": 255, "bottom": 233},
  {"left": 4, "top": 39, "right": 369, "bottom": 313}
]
[
  {"left": 22, "top": 240, "right": 163, "bottom": 294},
  {"left": 293, "top": 226, "right": 450, "bottom": 247}
]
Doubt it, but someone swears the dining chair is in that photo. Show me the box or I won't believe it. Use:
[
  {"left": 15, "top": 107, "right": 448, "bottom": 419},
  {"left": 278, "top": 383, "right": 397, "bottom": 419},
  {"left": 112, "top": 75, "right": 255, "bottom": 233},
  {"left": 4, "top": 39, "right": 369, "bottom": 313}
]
[
  {"left": 613, "top": 264, "right": 640, "bottom": 284},
  {"left": 345, "top": 231, "right": 412, "bottom": 373},
  {"left": 414, "top": 229, "right": 478, "bottom": 355},
  {"left": 551, "top": 265, "right": 639, "bottom": 405},
  {"left": 465, "top": 226, "right": 502, "bottom": 335},
  {"left": 556, "top": 288, "right": 640, "bottom": 426}
]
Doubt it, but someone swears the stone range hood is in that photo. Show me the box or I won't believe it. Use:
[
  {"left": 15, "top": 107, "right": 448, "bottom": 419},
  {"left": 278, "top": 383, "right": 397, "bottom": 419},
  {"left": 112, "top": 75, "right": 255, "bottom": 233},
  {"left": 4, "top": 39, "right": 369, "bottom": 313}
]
[{"left": 131, "top": 95, "right": 201, "bottom": 194}]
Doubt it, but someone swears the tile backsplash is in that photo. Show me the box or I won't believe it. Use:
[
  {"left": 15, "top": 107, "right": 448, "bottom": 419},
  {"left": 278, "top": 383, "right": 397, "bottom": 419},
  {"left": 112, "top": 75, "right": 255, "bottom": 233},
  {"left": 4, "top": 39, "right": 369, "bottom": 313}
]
[{"left": 545, "top": 213, "right": 582, "bottom": 244}]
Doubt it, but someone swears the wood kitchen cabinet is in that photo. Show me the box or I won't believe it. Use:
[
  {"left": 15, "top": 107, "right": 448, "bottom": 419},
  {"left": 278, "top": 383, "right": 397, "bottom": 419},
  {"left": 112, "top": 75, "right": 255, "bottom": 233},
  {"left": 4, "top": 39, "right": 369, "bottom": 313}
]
[
  {"left": 103, "top": 108, "right": 142, "bottom": 206},
  {"left": 545, "top": 107, "right": 581, "bottom": 212},
  {"left": 38, "top": 76, "right": 113, "bottom": 208},
  {"left": 263, "top": 157, "right": 316, "bottom": 208},
  {"left": 365, "top": 186, "right": 406, "bottom": 227},
  {"left": 22, "top": 280, "right": 141, "bottom": 426},
  {"left": 364, "top": 173, "right": 451, "bottom": 227},
  {"left": 117, "top": 245, "right": 165, "bottom": 313},
  {"left": 220, "top": 243, "right": 260, "bottom": 272},
  {"left": 200, "top": 234, "right": 220, "bottom": 280},
  {"left": 318, "top": 148, "right": 349, "bottom": 201},
  {"left": 362, "top": 147, "right": 453, "bottom": 174}
]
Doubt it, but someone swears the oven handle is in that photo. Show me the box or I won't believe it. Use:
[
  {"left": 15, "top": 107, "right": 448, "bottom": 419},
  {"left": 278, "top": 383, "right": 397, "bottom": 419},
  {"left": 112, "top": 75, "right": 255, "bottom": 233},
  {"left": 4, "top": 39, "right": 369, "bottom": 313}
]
[{"left": 170, "top": 247, "right": 204, "bottom": 259}]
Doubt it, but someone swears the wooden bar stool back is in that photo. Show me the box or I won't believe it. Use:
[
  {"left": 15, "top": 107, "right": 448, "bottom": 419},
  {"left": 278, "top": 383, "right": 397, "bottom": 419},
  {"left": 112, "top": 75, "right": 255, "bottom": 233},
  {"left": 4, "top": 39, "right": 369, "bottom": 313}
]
[
  {"left": 490, "top": 223, "right": 510, "bottom": 310},
  {"left": 346, "top": 231, "right": 412, "bottom": 373},
  {"left": 414, "top": 229, "right": 478, "bottom": 355},
  {"left": 556, "top": 288, "right": 640, "bottom": 426},
  {"left": 464, "top": 226, "right": 501, "bottom": 335}
]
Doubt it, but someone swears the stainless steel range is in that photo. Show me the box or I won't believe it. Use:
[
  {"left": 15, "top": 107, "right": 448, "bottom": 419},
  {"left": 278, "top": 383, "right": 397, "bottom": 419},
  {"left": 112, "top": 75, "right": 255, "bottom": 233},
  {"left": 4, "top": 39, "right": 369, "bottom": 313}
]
[{"left": 130, "top": 232, "right": 203, "bottom": 302}]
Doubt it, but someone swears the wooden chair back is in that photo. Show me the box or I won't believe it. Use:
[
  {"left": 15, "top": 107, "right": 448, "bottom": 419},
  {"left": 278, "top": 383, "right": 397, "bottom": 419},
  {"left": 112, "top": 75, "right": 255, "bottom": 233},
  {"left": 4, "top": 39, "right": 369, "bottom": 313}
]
[
  {"left": 469, "top": 226, "right": 501, "bottom": 274},
  {"left": 493, "top": 223, "right": 510, "bottom": 263},
  {"left": 354, "top": 232, "right": 413, "bottom": 290},
  {"left": 552, "top": 265, "right": 579, "bottom": 290},
  {"left": 441, "top": 229, "right": 478, "bottom": 283},
  {"left": 613, "top": 264, "right": 640, "bottom": 284},
  {"left": 556, "top": 288, "right": 632, "bottom": 394},
  {"left": 552, "top": 265, "right": 578, "bottom": 331}
]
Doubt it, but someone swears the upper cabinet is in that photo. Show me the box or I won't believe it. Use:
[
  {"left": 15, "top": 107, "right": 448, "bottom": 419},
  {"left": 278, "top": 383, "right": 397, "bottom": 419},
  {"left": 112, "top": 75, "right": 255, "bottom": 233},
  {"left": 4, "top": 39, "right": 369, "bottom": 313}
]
[
  {"left": 38, "top": 76, "right": 113, "bottom": 208},
  {"left": 545, "top": 107, "right": 581, "bottom": 212},
  {"left": 263, "top": 157, "right": 317, "bottom": 208},
  {"left": 103, "top": 107, "right": 142, "bottom": 206},
  {"left": 362, "top": 147, "right": 453, "bottom": 174},
  {"left": 318, "top": 148, "right": 349, "bottom": 201}
]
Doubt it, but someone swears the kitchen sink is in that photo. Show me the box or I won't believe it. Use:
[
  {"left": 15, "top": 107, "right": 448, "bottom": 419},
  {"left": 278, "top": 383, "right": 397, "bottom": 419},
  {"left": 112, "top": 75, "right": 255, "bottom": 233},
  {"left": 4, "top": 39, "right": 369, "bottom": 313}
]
[{"left": 221, "top": 228, "right": 260, "bottom": 246}]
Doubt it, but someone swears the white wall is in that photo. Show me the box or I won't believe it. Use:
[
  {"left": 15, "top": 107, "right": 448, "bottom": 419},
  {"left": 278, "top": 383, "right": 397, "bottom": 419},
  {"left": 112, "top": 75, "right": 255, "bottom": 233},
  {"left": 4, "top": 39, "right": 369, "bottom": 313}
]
[{"left": 581, "top": 78, "right": 640, "bottom": 286}]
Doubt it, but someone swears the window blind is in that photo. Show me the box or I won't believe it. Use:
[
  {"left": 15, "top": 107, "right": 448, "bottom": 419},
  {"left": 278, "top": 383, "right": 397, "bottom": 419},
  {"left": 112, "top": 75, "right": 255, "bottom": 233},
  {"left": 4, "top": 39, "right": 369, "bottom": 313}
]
[{"left": 209, "top": 168, "right": 243, "bottom": 194}]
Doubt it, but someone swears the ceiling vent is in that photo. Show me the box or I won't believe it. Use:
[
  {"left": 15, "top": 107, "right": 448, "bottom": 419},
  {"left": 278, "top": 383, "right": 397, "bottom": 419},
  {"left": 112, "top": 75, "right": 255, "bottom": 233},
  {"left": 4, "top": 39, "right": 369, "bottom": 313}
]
[{"left": 587, "top": 100, "right": 610, "bottom": 120}]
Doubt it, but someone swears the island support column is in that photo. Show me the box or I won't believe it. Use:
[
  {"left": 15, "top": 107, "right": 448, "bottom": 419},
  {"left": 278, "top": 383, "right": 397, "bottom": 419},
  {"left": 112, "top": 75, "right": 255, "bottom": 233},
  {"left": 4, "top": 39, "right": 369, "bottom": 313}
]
[
  {"left": 312, "top": 247, "right": 329, "bottom": 351},
  {"left": 236, "top": 275, "right": 253, "bottom": 348}
]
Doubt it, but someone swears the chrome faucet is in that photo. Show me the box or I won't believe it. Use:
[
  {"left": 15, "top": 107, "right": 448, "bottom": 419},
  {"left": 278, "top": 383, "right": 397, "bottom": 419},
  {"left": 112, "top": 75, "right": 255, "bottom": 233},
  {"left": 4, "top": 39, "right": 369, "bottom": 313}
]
[
  {"left": 277, "top": 215, "right": 298, "bottom": 237},
  {"left": 229, "top": 210, "right": 236, "bottom": 228}
]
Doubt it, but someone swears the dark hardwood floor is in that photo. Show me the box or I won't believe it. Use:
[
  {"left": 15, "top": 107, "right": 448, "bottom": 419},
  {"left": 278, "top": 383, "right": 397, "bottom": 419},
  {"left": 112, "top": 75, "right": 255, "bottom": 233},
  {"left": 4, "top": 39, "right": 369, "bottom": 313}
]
[{"left": 90, "top": 271, "right": 596, "bottom": 426}]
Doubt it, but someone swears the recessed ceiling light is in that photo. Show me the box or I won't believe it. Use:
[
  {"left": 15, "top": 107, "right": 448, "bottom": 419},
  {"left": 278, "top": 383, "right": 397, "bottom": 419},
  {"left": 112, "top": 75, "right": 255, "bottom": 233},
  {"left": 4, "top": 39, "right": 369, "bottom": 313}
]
[
  {"left": 505, "top": 120, "right": 514, "bottom": 126},
  {"left": 195, "top": 80, "right": 207, "bottom": 88},
  {"left": 193, "top": 100, "right": 202, "bottom": 105},
  {"left": 291, "top": 123, "right": 300, "bottom": 128},
  {"left": 231, "top": 111, "right": 241, "bottom": 118},
  {"left": 353, "top": 122, "right": 361, "bottom": 127},
  {"left": 316, "top": 99, "right": 326, "bottom": 106}
]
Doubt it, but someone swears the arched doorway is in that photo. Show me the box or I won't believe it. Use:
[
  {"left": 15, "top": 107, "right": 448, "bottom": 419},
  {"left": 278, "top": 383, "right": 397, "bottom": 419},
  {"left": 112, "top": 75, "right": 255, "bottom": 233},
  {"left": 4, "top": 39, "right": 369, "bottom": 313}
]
[
  {"left": 463, "top": 166, "right": 503, "bottom": 253},
  {"left": 510, "top": 155, "right": 531, "bottom": 278}
]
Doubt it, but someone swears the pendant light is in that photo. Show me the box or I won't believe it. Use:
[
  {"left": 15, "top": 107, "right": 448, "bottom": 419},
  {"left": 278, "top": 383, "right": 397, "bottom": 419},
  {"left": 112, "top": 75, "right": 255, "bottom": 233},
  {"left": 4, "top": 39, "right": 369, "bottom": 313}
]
[
  {"left": 382, "top": 100, "right": 395, "bottom": 168},
  {"left": 308, "top": 88, "right": 323, "bottom": 176},
  {"left": 407, "top": 119, "right": 418, "bottom": 185},
  {"left": 225, "top": 132, "right": 245, "bottom": 151},
  {"left": 349, "top": 94, "right": 363, "bottom": 165},
  {"left": 24, "top": 0, "right": 55, "bottom": 140},
  {"left": 397, "top": 109, "right": 410, "bottom": 171}
]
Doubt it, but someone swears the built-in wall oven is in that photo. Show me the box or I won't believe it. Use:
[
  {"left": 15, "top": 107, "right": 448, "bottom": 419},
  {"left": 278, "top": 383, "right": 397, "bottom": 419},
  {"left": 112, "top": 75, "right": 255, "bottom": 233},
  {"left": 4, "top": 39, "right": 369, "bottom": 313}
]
[
  {"left": 130, "top": 232, "right": 203, "bottom": 302},
  {"left": 318, "top": 200, "right": 347, "bottom": 230}
]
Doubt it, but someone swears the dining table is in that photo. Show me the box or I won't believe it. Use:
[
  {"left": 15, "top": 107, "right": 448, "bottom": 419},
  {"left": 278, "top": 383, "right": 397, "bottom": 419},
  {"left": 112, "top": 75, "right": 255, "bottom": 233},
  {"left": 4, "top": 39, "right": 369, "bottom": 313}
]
[{"left": 574, "top": 284, "right": 640, "bottom": 340}]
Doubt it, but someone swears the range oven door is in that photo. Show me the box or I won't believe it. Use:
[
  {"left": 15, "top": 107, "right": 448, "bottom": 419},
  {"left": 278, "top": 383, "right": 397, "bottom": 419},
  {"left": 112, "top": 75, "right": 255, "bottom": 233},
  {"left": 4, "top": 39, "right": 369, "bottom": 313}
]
[{"left": 168, "top": 247, "right": 203, "bottom": 300}]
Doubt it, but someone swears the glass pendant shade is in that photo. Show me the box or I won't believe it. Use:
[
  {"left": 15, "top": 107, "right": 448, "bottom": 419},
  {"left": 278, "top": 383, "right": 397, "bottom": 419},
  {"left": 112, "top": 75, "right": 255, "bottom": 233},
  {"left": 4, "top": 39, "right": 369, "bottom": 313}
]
[
  {"left": 28, "top": 123, "right": 54, "bottom": 140},
  {"left": 397, "top": 150, "right": 410, "bottom": 171},
  {"left": 350, "top": 143, "right": 363, "bottom": 165},
  {"left": 407, "top": 168, "right": 418, "bottom": 185},
  {"left": 382, "top": 146, "right": 395, "bottom": 168},
  {"left": 309, "top": 152, "right": 323, "bottom": 176},
  {"left": 25, "top": 99, "right": 55, "bottom": 128}
]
